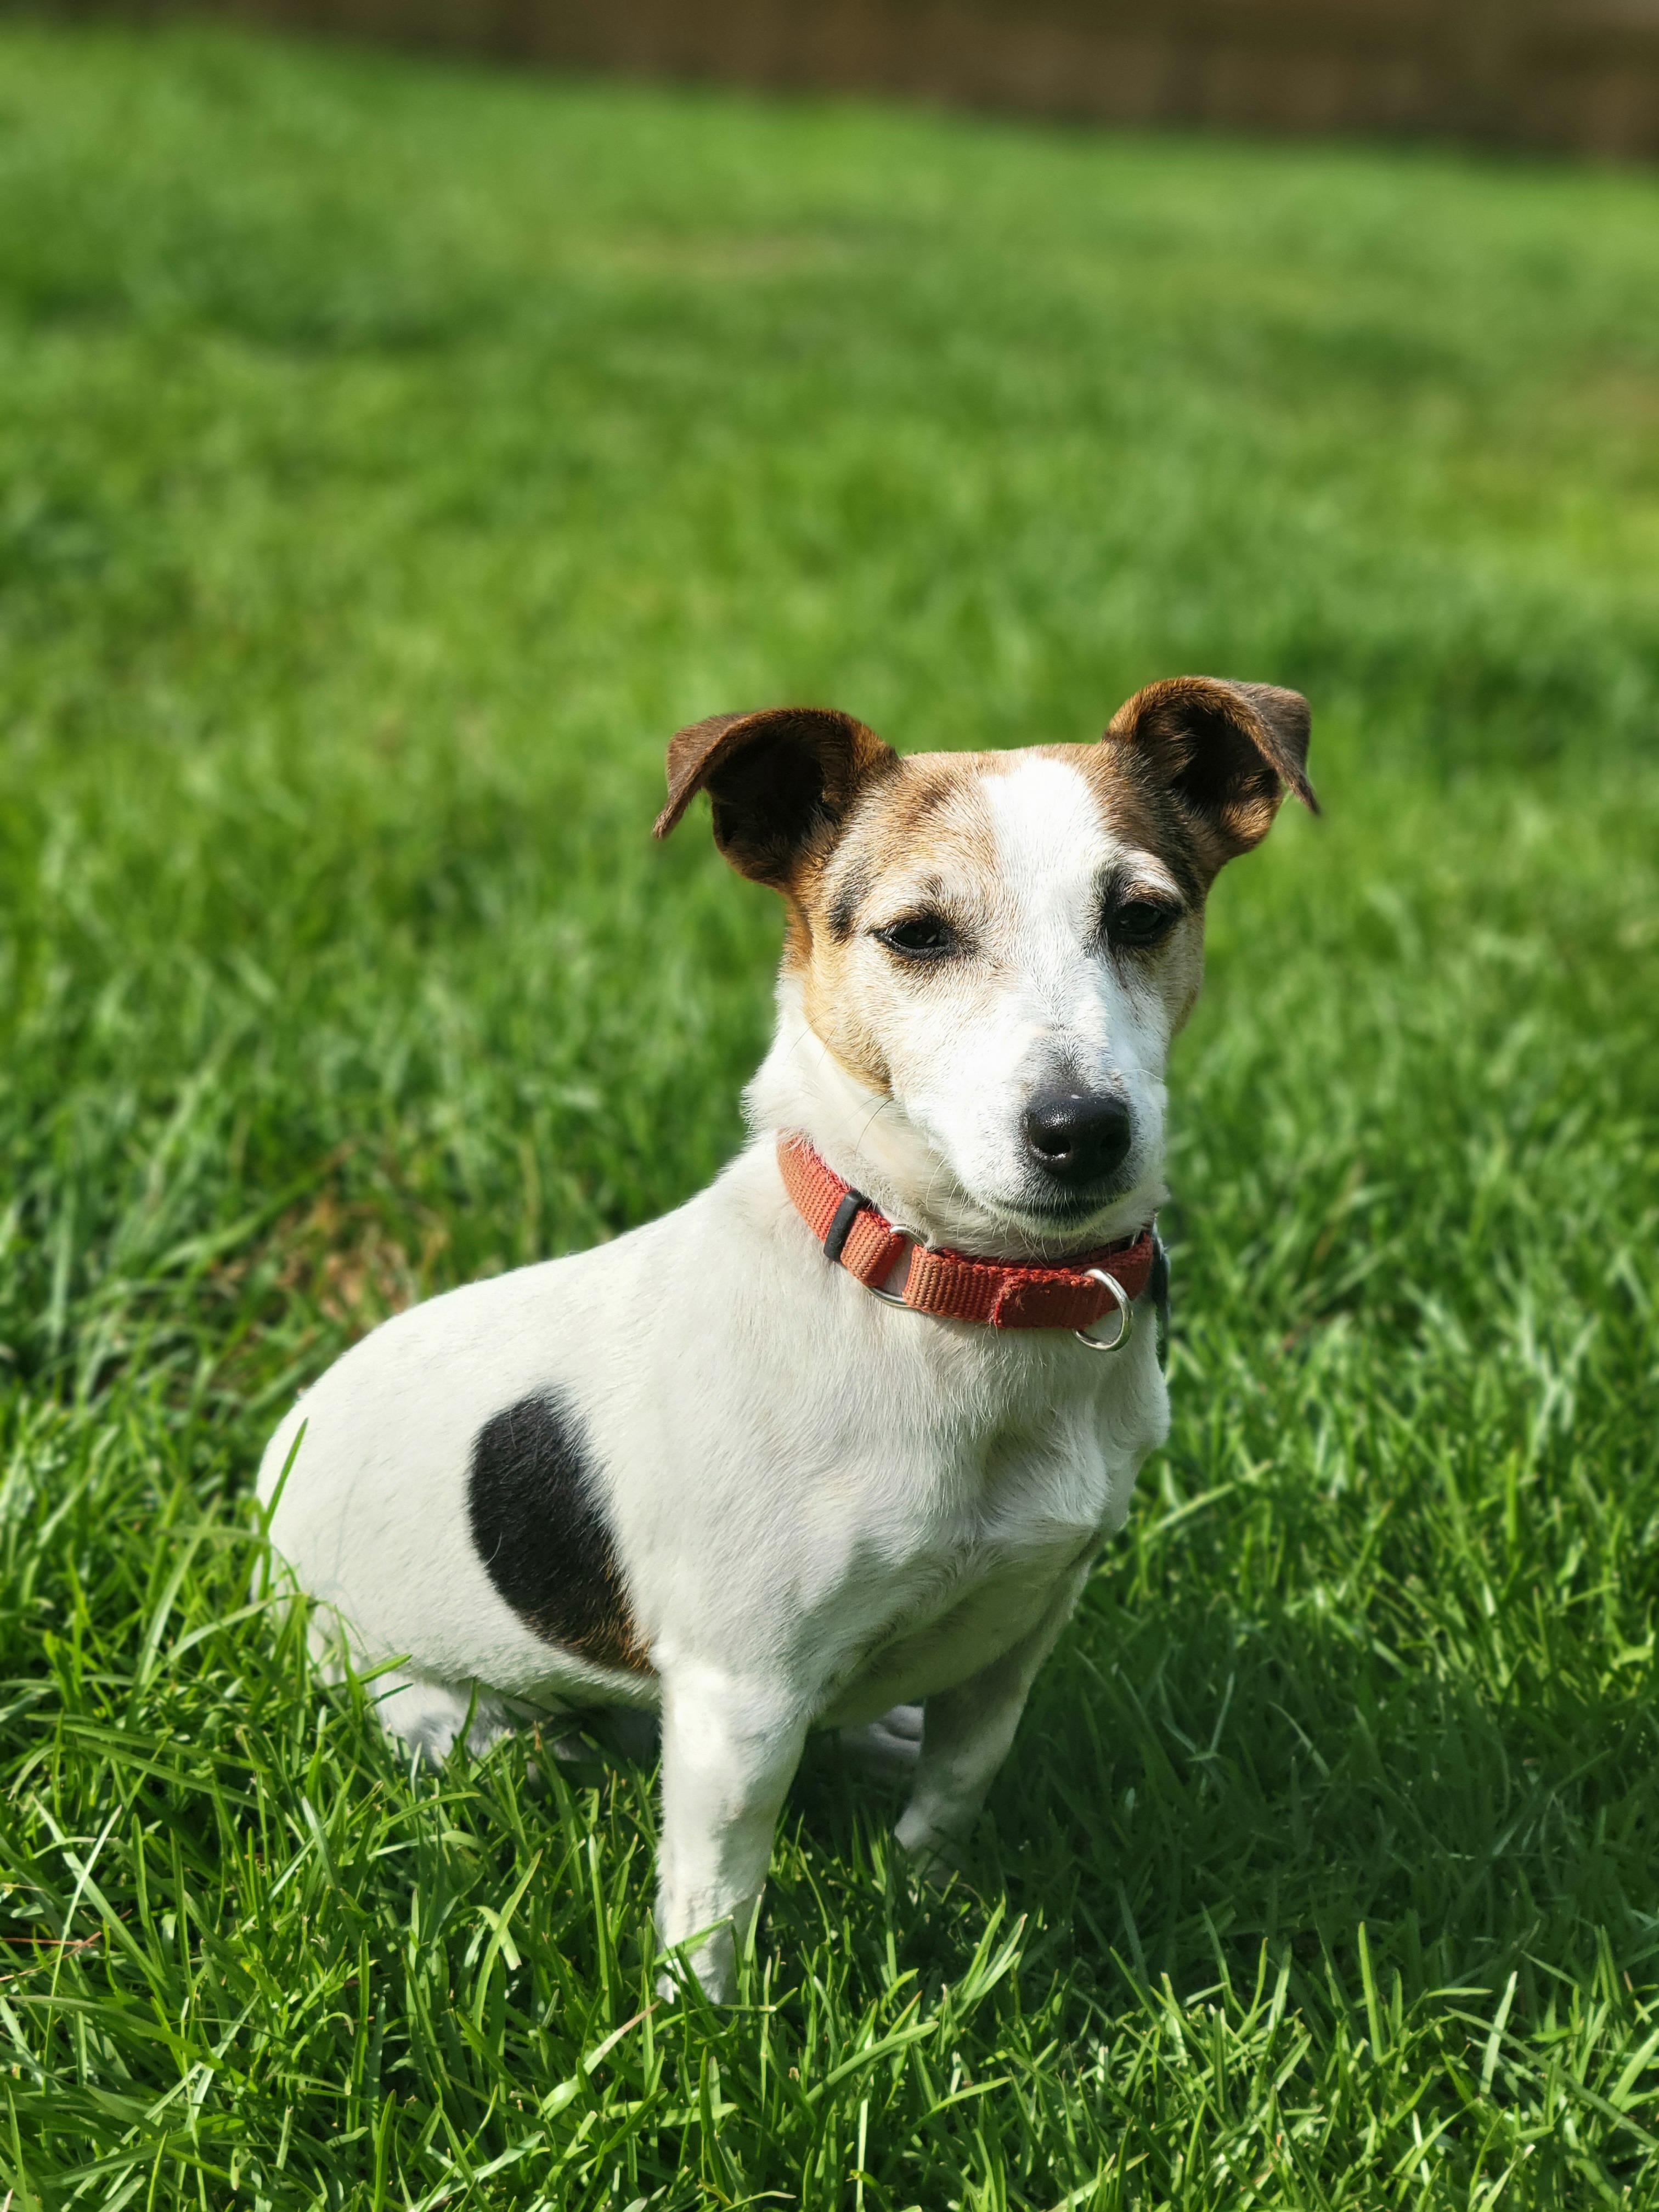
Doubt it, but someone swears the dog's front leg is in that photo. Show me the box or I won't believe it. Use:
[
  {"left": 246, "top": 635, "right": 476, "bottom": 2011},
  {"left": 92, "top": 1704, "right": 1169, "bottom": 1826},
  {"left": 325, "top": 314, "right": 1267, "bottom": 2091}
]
[
  {"left": 894, "top": 1562, "right": 1092, "bottom": 1874},
  {"left": 654, "top": 1665, "right": 808, "bottom": 2002}
]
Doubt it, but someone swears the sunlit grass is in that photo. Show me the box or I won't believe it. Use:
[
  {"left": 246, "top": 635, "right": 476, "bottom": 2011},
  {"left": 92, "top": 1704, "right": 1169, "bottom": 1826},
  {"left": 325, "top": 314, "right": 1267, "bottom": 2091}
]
[{"left": 1, "top": 20, "right": 1657, "bottom": 2207}]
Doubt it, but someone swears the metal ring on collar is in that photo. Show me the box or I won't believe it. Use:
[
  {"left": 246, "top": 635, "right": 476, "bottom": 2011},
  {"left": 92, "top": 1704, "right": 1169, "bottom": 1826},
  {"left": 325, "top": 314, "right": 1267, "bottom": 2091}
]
[
  {"left": 865, "top": 1227, "right": 926, "bottom": 1309},
  {"left": 1075, "top": 1268, "right": 1135, "bottom": 1352}
]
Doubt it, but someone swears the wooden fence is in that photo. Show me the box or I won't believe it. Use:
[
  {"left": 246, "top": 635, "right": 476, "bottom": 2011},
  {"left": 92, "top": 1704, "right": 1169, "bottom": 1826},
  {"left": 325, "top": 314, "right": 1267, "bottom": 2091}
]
[{"left": 48, "top": 0, "right": 1659, "bottom": 157}]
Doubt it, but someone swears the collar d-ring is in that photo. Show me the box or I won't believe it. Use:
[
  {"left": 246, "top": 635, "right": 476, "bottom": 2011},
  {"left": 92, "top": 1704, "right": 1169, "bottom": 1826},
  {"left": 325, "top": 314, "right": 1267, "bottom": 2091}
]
[{"left": 1075, "top": 1267, "right": 1135, "bottom": 1351}]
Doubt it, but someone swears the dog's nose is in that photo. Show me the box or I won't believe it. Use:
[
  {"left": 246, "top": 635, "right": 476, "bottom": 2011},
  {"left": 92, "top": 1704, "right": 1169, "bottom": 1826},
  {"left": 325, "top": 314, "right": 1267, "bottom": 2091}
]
[{"left": 1022, "top": 1091, "right": 1133, "bottom": 1187}]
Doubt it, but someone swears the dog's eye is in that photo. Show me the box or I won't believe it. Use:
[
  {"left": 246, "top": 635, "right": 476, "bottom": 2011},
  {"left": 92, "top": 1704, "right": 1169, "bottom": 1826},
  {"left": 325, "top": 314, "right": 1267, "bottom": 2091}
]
[
  {"left": 876, "top": 914, "right": 958, "bottom": 961},
  {"left": 1107, "top": 899, "right": 1180, "bottom": 950}
]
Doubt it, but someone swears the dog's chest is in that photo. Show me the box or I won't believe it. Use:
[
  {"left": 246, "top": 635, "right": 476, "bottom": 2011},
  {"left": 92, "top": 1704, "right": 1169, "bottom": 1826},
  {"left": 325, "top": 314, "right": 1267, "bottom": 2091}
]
[{"left": 805, "top": 1375, "right": 1140, "bottom": 1723}]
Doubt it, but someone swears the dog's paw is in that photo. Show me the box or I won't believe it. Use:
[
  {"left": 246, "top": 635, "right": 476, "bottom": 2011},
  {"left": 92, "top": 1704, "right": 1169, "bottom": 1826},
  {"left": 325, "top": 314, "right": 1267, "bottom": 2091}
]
[
  {"left": 893, "top": 1803, "right": 974, "bottom": 1888},
  {"left": 838, "top": 1703, "right": 925, "bottom": 1778},
  {"left": 379, "top": 1673, "right": 517, "bottom": 1768},
  {"left": 656, "top": 1934, "right": 737, "bottom": 2007}
]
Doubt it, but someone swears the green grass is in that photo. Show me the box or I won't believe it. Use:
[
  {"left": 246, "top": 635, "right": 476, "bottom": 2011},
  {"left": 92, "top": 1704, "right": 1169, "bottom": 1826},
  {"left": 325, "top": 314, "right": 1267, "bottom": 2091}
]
[{"left": 1, "top": 18, "right": 1657, "bottom": 2207}]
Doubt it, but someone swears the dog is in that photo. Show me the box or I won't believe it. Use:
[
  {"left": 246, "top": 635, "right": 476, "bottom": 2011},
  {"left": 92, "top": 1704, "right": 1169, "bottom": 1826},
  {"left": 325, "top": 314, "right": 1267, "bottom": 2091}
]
[{"left": 257, "top": 675, "right": 1314, "bottom": 1999}]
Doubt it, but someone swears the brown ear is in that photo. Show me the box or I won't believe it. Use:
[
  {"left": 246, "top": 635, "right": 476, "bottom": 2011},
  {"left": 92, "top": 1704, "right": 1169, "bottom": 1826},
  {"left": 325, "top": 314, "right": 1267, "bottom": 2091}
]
[
  {"left": 652, "top": 706, "right": 898, "bottom": 885},
  {"left": 1106, "top": 676, "right": 1317, "bottom": 867}
]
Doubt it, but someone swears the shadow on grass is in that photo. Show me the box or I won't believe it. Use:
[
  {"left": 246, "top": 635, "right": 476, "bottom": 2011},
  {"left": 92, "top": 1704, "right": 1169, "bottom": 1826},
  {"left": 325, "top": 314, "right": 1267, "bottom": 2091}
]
[{"left": 786, "top": 1586, "right": 1659, "bottom": 2030}]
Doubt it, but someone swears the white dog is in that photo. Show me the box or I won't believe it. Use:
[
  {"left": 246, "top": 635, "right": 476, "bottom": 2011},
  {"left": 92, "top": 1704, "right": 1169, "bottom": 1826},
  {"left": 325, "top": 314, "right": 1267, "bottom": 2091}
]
[{"left": 258, "top": 675, "right": 1314, "bottom": 1999}]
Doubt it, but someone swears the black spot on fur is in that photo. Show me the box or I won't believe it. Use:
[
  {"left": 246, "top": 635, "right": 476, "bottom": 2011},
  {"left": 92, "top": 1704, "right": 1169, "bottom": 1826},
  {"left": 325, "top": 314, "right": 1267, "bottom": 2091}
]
[
  {"left": 828, "top": 859, "right": 871, "bottom": 941},
  {"left": 468, "top": 1391, "right": 651, "bottom": 1673}
]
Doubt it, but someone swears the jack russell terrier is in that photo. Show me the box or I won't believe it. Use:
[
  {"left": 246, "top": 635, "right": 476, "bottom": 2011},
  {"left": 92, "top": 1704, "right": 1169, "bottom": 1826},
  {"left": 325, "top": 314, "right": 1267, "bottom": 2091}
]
[{"left": 258, "top": 675, "right": 1315, "bottom": 1999}]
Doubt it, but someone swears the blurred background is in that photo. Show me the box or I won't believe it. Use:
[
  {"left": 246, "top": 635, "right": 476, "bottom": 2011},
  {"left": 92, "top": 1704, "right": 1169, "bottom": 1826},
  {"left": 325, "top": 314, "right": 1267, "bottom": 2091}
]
[
  {"left": 45, "top": 0, "right": 1659, "bottom": 157},
  {"left": 2, "top": 7, "right": 1657, "bottom": 2208}
]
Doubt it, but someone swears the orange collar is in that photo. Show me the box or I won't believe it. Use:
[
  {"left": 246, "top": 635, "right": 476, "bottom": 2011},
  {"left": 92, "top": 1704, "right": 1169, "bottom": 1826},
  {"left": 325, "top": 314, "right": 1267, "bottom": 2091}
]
[{"left": 777, "top": 1133, "right": 1156, "bottom": 1339}]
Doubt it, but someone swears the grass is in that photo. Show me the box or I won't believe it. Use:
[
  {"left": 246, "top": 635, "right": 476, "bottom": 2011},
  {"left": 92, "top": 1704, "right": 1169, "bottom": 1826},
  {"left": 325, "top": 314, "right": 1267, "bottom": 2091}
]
[{"left": 1, "top": 16, "right": 1657, "bottom": 2207}]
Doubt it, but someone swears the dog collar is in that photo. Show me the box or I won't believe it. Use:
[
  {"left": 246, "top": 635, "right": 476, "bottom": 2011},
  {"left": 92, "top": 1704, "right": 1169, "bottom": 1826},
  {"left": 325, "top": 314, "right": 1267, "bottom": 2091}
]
[{"left": 777, "top": 1133, "right": 1156, "bottom": 1350}]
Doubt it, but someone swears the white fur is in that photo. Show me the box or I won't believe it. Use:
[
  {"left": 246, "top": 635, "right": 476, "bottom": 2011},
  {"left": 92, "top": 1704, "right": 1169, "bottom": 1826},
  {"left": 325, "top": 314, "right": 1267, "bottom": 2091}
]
[{"left": 258, "top": 754, "right": 1180, "bottom": 2000}]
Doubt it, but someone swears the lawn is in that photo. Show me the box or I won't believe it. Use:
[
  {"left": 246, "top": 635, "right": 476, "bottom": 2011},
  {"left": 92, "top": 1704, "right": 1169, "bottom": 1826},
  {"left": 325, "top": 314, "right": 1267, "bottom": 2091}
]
[{"left": 1, "top": 18, "right": 1657, "bottom": 2208}]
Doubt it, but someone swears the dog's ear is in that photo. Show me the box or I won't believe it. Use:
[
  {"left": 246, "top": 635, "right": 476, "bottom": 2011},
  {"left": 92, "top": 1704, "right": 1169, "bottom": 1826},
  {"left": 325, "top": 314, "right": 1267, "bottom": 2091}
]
[
  {"left": 1105, "top": 676, "right": 1317, "bottom": 868},
  {"left": 653, "top": 707, "right": 898, "bottom": 885}
]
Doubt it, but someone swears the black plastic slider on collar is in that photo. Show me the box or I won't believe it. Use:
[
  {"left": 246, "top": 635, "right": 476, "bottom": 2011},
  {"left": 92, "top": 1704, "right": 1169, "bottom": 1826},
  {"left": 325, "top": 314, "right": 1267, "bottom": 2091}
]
[{"left": 822, "top": 1189, "right": 869, "bottom": 1265}]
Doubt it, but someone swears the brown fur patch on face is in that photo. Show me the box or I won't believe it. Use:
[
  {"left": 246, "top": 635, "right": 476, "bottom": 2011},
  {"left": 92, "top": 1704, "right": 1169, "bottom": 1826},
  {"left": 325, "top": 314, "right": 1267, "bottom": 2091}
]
[
  {"left": 1009, "top": 742, "right": 1209, "bottom": 1036},
  {"left": 1059, "top": 740, "right": 1209, "bottom": 908},
  {"left": 826, "top": 857, "right": 872, "bottom": 943},
  {"left": 1079, "top": 741, "right": 1222, "bottom": 1031},
  {"left": 786, "top": 754, "right": 997, "bottom": 1091}
]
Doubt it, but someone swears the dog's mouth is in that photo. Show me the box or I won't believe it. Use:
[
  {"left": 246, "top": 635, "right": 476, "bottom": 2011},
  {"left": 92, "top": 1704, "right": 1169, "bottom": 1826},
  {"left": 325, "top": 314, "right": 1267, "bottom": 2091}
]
[{"left": 969, "top": 1175, "right": 1145, "bottom": 1247}]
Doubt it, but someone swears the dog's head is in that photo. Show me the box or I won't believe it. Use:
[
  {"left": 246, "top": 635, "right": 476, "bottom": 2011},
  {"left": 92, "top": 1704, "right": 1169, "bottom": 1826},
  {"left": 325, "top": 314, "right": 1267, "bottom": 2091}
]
[{"left": 656, "top": 680, "right": 1314, "bottom": 1252}]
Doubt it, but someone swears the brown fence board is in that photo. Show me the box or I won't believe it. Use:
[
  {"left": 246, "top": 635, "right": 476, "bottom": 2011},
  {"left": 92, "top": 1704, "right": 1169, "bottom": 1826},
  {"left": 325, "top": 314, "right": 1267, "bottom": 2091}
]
[{"left": 41, "top": 0, "right": 1659, "bottom": 156}]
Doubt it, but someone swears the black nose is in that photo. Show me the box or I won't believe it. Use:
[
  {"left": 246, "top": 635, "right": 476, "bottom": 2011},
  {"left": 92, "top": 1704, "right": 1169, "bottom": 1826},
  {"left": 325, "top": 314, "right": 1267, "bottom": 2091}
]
[{"left": 1022, "top": 1090, "right": 1133, "bottom": 1187}]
